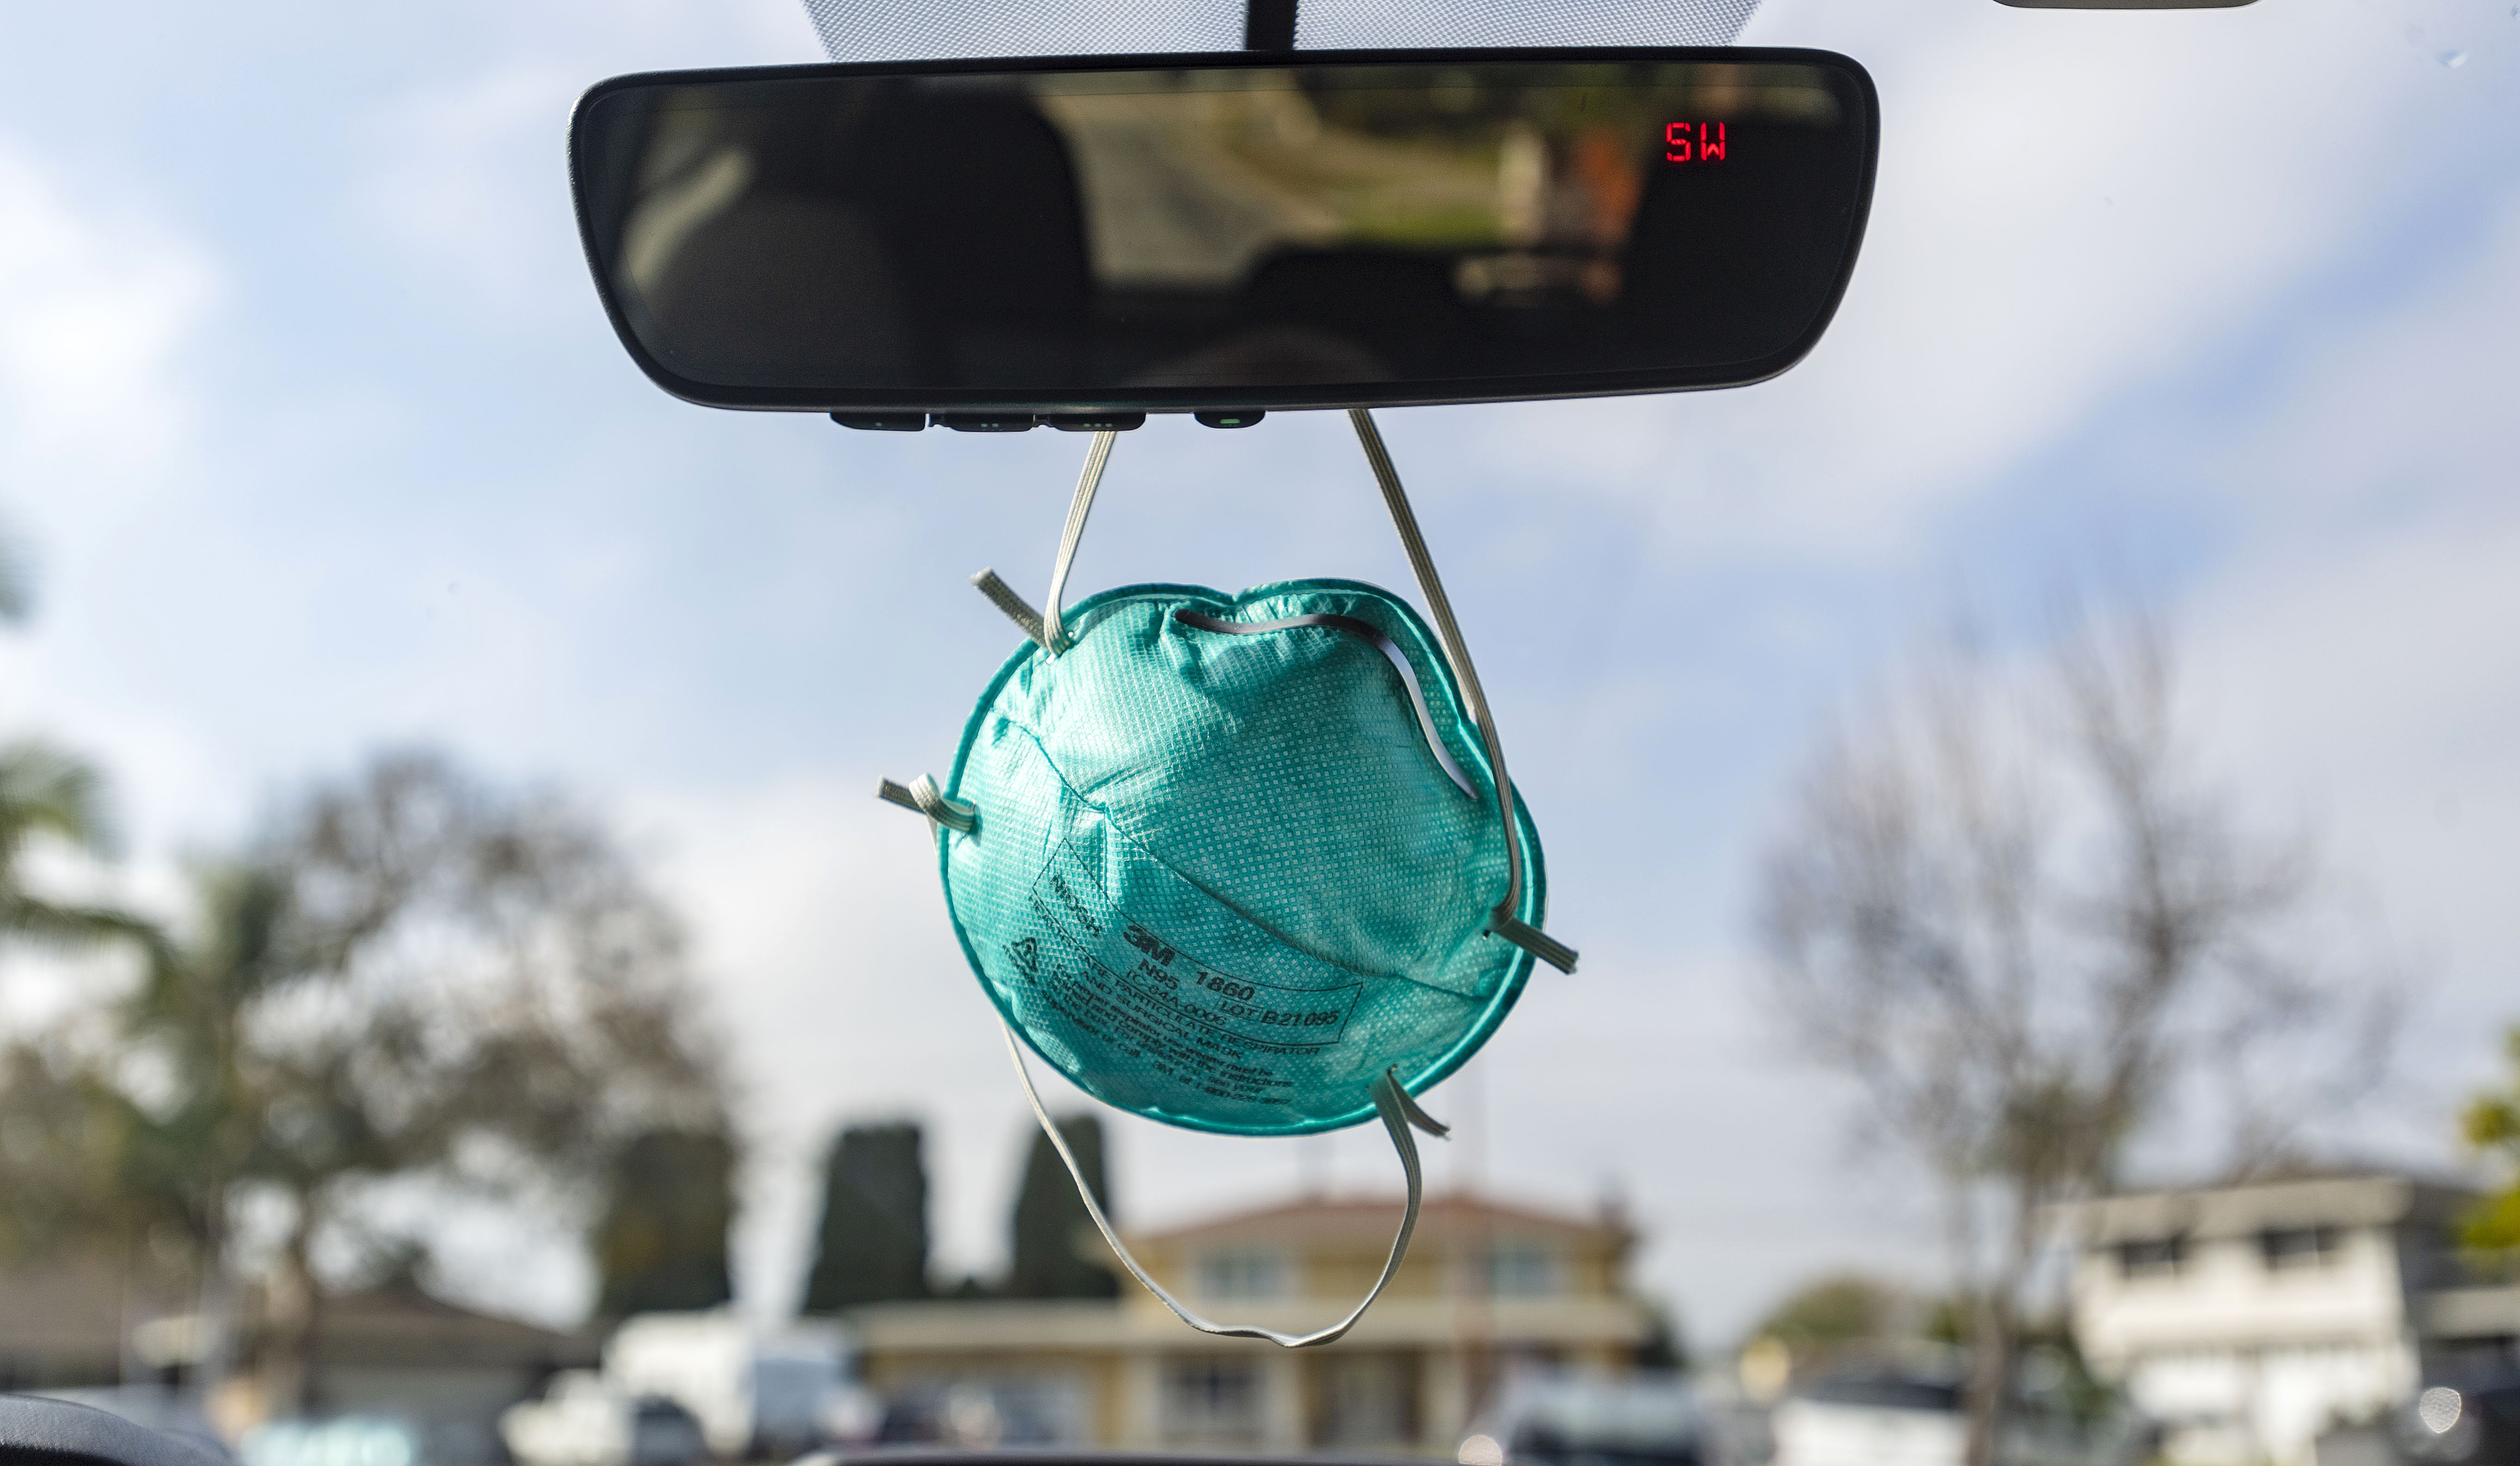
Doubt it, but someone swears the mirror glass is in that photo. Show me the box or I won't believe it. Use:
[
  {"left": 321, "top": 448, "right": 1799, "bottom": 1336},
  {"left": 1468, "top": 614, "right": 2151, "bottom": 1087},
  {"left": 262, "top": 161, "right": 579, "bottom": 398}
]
[{"left": 572, "top": 54, "right": 1876, "bottom": 411}]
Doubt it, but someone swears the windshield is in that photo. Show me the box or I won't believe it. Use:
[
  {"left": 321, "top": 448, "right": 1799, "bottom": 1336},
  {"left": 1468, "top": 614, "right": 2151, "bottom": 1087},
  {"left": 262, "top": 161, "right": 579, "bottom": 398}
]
[{"left": 1, "top": 5, "right": 2514, "bottom": 1466}]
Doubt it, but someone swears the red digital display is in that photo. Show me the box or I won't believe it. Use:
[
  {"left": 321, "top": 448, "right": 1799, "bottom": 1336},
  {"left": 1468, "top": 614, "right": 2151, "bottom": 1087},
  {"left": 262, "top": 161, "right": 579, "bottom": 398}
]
[{"left": 1665, "top": 121, "right": 1727, "bottom": 164}]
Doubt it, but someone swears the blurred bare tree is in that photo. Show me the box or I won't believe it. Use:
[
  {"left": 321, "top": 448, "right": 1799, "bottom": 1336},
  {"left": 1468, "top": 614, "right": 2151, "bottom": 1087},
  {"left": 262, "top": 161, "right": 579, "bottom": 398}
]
[
  {"left": 93, "top": 750, "right": 732, "bottom": 1411},
  {"left": 1756, "top": 611, "right": 2397, "bottom": 1466}
]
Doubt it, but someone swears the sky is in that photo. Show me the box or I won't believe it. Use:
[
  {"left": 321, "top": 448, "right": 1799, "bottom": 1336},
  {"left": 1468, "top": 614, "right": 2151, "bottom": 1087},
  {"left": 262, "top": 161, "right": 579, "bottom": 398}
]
[{"left": 1, "top": 0, "right": 2516, "bottom": 1348}]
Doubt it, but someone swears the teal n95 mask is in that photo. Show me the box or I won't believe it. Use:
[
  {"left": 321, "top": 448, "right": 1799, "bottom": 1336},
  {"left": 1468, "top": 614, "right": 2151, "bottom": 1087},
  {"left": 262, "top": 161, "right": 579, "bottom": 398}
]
[{"left": 881, "top": 410, "right": 1575, "bottom": 1347}]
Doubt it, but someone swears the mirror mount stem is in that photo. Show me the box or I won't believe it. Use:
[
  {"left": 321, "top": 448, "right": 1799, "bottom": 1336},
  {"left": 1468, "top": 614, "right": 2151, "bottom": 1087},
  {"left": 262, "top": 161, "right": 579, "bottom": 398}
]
[{"left": 1244, "top": 0, "right": 1297, "bottom": 50}]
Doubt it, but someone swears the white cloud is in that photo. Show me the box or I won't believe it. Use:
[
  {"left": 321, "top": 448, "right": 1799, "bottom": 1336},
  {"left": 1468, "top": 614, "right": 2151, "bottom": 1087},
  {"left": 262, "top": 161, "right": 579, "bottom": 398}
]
[
  {"left": 0, "top": 136, "right": 214, "bottom": 485},
  {"left": 2181, "top": 184, "right": 2520, "bottom": 1127},
  {"left": 0, "top": 131, "right": 222, "bottom": 953},
  {"left": 351, "top": 0, "right": 822, "bottom": 308},
  {"left": 359, "top": 65, "right": 592, "bottom": 309}
]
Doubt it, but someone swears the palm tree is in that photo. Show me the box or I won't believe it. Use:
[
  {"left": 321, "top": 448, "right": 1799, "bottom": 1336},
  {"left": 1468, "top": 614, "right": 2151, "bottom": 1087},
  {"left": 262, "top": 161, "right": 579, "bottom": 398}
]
[
  {"left": 0, "top": 741, "right": 160, "bottom": 952},
  {"left": 103, "top": 862, "right": 287, "bottom": 1389},
  {"left": 0, "top": 520, "right": 31, "bottom": 623},
  {"left": 0, "top": 525, "right": 158, "bottom": 955}
]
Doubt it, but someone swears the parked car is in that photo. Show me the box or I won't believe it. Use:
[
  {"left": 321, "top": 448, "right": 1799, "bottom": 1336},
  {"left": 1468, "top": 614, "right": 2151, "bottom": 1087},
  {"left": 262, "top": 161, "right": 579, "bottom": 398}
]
[
  {"left": 1771, "top": 1363, "right": 2146, "bottom": 1466},
  {"left": 502, "top": 1372, "right": 623, "bottom": 1466},
  {"left": 501, "top": 1375, "right": 703, "bottom": 1466},
  {"left": 1463, "top": 1374, "right": 1711, "bottom": 1466},
  {"left": 602, "top": 1312, "right": 850, "bottom": 1460},
  {"left": 625, "top": 1398, "right": 707, "bottom": 1466},
  {"left": 240, "top": 1416, "right": 421, "bottom": 1466}
]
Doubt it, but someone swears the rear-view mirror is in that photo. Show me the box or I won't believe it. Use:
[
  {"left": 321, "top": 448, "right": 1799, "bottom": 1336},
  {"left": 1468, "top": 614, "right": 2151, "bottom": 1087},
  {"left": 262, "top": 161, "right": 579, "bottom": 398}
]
[{"left": 569, "top": 50, "right": 1879, "bottom": 422}]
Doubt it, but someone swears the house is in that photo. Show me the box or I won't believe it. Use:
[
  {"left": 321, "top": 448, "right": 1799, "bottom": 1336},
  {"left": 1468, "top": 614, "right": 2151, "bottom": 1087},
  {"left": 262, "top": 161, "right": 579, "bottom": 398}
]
[
  {"left": 275, "top": 1283, "right": 596, "bottom": 1464},
  {"left": 2059, "top": 1172, "right": 2520, "bottom": 1466},
  {"left": 126, "top": 1281, "right": 595, "bottom": 1463},
  {"left": 0, "top": 1256, "right": 590, "bottom": 1465},
  {"left": 846, "top": 1190, "right": 1657, "bottom": 1457},
  {"left": 0, "top": 1256, "right": 180, "bottom": 1391}
]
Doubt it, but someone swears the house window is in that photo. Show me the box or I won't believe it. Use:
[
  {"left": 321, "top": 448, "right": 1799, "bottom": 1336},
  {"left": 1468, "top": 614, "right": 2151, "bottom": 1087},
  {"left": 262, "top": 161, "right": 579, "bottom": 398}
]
[
  {"left": 2116, "top": 1235, "right": 2186, "bottom": 1279},
  {"left": 2260, "top": 1226, "right": 2340, "bottom": 1269},
  {"left": 1486, "top": 1241, "right": 1564, "bottom": 1297},
  {"left": 1196, "top": 1247, "right": 1289, "bottom": 1300},
  {"left": 1166, "top": 1359, "right": 1262, "bottom": 1443}
]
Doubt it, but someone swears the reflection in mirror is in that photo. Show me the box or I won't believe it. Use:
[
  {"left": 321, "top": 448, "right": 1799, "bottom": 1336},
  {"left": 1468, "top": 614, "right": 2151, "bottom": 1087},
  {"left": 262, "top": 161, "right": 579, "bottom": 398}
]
[{"left": 573, "top": 55, "right": 1877, "bottom": 410}]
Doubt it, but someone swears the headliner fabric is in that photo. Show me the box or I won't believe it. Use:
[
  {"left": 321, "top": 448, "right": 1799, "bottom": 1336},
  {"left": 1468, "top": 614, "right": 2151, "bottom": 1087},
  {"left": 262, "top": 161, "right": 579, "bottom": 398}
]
[
  {"left": 1294, "top": 0, "right": 1759, "bottom": 47},
  {"left": 802, "top": 0, "right": 1761, "bottom": 60},
  {"left": 802, "top": 0, "right": 1247, "bottom": 60}
]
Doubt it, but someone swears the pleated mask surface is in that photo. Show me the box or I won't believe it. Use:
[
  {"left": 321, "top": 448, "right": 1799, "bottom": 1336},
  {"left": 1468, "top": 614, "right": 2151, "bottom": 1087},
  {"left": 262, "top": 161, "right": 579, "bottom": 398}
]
[{"left": 938, "top": 575, "right": 1548, "bottom": 1135}]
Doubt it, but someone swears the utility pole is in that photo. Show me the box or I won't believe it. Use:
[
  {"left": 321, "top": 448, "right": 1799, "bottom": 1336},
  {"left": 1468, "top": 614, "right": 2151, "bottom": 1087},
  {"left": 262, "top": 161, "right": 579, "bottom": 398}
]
[{"left": 1452, "top": 1059, "right": 1496, "bottom": 1437}]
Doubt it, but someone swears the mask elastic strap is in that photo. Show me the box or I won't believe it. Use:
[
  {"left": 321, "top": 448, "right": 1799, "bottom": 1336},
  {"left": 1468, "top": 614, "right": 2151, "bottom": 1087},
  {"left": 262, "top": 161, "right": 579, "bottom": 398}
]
[
  {"left": 968, "top": 429, "right": 1117, "bottom": 656},
  {"left": 874, "top": 774, "right": 976, "bottom": 835},
  {"left": 1349, "top": 409, "right": 1577, "bottom": 975},
  {"left": 1040, "top": 430, "right": 1118, "bottom": 654},
  {"left": 1000, "top": 1021, "right": 1448, "bottom": 1349}
]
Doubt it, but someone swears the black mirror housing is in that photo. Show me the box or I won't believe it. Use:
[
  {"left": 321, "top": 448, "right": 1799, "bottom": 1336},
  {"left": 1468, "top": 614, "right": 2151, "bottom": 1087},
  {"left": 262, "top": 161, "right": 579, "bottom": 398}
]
[{"left": 569, "top": 49, "right": 1879, "bottom": 416}]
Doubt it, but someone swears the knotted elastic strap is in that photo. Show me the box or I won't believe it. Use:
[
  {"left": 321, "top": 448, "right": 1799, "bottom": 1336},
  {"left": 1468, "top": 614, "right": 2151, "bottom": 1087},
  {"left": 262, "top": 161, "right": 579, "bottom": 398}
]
[
  {"left": 968, "top": 570, "right": 1045, "bottom": 647},
  {"left": 968, "top": 428, "right": 1116, "bottom": 655},
  {"left": 875, "top": 774, "right": 976, "bottom": 834},
  {"left": 1350, "top": 409, "right": 1577, "bottom": 975},
  {"left": 1001, "top": 1022, "right": 1447, "bottom": 1349}
]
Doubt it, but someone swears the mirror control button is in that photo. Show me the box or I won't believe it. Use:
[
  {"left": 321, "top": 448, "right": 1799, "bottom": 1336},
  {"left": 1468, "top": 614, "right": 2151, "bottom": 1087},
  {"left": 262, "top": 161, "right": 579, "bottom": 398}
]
[{"left": 933, "top": 413, "right": 1039, "bottom": 432}]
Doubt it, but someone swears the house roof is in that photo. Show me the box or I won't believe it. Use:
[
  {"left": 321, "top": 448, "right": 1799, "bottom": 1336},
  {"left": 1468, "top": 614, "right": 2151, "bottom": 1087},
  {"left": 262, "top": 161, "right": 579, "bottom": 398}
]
[
  {"left": 0, "top": 1270, "right": 601, "bottom": 1375},
  {"left": 2059, "top": 1171, "right": 2478, "bottom": 1245},
  {"left": 0, "top": 1258, "right": 180, "bottom": 1363},
  {"left": 271, "top": 1284, "right": 597, "bottom": 1372},
  {"left": 1127, "top": 1189, "right": 1629, "bottom": 1250}
]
